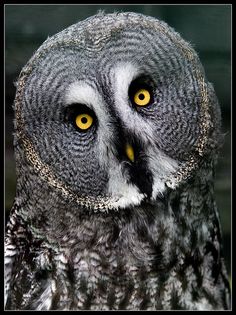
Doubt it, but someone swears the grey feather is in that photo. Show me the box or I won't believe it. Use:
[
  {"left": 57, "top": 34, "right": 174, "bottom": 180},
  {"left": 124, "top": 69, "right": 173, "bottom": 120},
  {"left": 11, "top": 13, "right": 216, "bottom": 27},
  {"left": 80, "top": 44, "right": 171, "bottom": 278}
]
[{"left": 5, "top": 11, "right": 230, "bottom": 310}]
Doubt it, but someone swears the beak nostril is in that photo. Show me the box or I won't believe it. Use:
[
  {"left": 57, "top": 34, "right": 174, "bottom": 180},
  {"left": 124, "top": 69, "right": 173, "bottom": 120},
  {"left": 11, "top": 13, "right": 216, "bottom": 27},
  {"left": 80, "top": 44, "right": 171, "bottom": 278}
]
[{"left": 125, "top": 144, "right": 135, "bottom": 162}]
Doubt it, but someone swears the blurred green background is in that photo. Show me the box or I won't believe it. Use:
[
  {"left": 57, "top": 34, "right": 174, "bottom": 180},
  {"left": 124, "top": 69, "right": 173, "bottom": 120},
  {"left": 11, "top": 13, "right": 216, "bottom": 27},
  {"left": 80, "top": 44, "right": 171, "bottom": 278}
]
[{"left": 5, "top": 5, "right": 231, "bottom": 275}]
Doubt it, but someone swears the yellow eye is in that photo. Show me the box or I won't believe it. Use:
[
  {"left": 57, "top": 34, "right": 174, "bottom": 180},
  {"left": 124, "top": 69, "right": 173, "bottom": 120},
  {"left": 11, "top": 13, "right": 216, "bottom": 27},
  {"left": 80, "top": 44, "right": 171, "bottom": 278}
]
[
  {"left": 75, "top": 113, "right": 93, "bottom": 130},
  {"left": 133, "top": 88, "right": 151, "bottom": 106}
]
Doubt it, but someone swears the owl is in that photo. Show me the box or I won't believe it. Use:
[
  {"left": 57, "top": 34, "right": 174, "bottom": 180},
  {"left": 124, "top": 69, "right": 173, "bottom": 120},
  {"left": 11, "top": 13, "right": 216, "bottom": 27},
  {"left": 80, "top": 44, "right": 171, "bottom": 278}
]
[{"left": 5, "top": 11, "right": 230, "bottom": 310}]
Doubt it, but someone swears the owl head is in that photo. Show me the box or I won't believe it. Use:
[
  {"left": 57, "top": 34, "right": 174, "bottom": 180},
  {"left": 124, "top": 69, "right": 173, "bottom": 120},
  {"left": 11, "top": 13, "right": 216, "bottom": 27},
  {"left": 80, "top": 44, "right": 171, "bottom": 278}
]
[{"left": 13, "top": 11, "right": 222, "bottom": 213}]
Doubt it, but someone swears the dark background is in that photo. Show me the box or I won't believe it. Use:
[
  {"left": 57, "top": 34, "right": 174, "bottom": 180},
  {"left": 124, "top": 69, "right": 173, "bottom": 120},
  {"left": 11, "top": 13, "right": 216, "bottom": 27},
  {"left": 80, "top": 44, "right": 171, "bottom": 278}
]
[{"left": 5, "top": 5, "right": 231, "bottom": 278}]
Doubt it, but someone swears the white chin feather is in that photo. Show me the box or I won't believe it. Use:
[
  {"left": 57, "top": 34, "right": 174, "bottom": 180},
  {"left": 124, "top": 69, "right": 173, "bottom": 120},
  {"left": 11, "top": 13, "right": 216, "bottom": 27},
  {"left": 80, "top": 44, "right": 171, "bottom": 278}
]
[
  {"left": 112, "top": 190, "right": 146, "bottom": 209},
  {"left": 107, "top": 162, "right": 146, "bottom": 209}
]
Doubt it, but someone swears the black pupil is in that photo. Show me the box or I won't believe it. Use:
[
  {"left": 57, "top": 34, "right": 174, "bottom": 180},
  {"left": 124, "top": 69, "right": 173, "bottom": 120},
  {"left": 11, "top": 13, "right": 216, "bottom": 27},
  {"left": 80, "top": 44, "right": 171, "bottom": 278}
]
[
  {"left": 81, "top": 117, "right": 88, "bottom": 124},
  {"left": 139, "top": 93, "right": 145, "bottom": 100}
]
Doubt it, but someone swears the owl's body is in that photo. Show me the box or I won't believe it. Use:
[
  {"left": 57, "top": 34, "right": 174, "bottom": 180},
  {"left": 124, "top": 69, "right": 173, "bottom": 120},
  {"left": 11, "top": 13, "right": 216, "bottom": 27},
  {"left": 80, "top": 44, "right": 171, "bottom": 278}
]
[{"left": 5, "top": 12, "right": 230, "bottom": 310}]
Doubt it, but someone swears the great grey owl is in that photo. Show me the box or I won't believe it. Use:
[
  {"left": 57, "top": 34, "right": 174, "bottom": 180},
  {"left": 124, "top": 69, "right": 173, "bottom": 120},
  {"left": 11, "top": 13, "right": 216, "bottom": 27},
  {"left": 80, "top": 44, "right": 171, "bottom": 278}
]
[{"left": 5, "top": 11, "right": 230, "bottom": 310}]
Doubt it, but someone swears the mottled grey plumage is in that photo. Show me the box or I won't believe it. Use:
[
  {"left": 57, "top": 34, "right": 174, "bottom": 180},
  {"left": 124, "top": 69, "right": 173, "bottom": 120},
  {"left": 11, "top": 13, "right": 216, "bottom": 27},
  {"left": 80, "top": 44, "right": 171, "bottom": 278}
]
[{"left": 5, "top": 11, "right": 230, "bottom": 310}]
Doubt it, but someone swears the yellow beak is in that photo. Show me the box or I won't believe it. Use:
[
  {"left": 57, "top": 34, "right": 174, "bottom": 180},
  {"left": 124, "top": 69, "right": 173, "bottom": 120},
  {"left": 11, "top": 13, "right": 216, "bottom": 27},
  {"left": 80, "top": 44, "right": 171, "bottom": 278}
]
[{"left": 125, "top": 144, "right": 135, "bottom": 162}]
